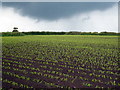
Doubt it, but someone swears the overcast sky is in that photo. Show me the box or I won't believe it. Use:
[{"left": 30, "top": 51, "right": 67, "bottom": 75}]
[{"left": 0, "top": 2, "right": 118, "bottom": 32}]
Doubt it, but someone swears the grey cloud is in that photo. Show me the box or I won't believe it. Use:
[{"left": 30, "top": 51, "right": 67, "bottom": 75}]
[{"left": 3, "top": 2, "right": 116, "bottom": 20}]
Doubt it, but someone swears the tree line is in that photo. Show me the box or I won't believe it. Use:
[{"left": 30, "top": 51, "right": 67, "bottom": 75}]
[
  {"left": 22, "top": 31, "right": 120, "bottom": 35},
  {"left": 1, "top": 31, "right": 120, "bottom": 36},
  {"left": 1, "top": 27, "right": 120, "bottom": 36}
]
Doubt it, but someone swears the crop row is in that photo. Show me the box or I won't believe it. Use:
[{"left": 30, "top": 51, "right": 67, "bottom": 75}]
[{"left": 2, "top": 35, "right": 119, "bottom": 88}]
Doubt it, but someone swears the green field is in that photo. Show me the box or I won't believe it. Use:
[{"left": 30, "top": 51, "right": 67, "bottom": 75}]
[{"left": 2, "top": 35, "right": 119, "bottom": 88}]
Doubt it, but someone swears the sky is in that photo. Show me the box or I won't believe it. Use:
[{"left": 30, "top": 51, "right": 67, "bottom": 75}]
[{"left": 0, "top": 2, "right": 118, "bottom": 32}]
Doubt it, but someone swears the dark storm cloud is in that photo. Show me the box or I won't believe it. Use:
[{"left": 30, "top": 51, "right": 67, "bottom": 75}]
[{"left": 3, "top": 2, "right": 115, "bottom": 20}]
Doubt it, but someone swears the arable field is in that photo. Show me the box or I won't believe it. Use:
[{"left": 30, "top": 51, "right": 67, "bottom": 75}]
[{"left": 2, "top": 35, "right": 120, "bottom": 88}]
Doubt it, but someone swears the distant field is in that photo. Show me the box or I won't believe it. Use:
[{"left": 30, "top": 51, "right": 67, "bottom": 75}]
[{"left": 2, "top": 35, "right": 119, "bottom": 88}]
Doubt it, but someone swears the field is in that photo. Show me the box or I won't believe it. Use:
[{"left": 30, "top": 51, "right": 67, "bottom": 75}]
[{"left": 2, "top": 35, "right": 120, "bottom": 88}]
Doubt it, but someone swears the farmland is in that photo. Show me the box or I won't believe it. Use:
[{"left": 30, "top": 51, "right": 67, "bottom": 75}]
[{"left": 2, "top": 35, "right": 120, "bottom": 88}]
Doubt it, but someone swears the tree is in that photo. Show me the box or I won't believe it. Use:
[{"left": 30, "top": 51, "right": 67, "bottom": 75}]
[{"left": 12, "top": 27, "right": 19, "bottom": 32}]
